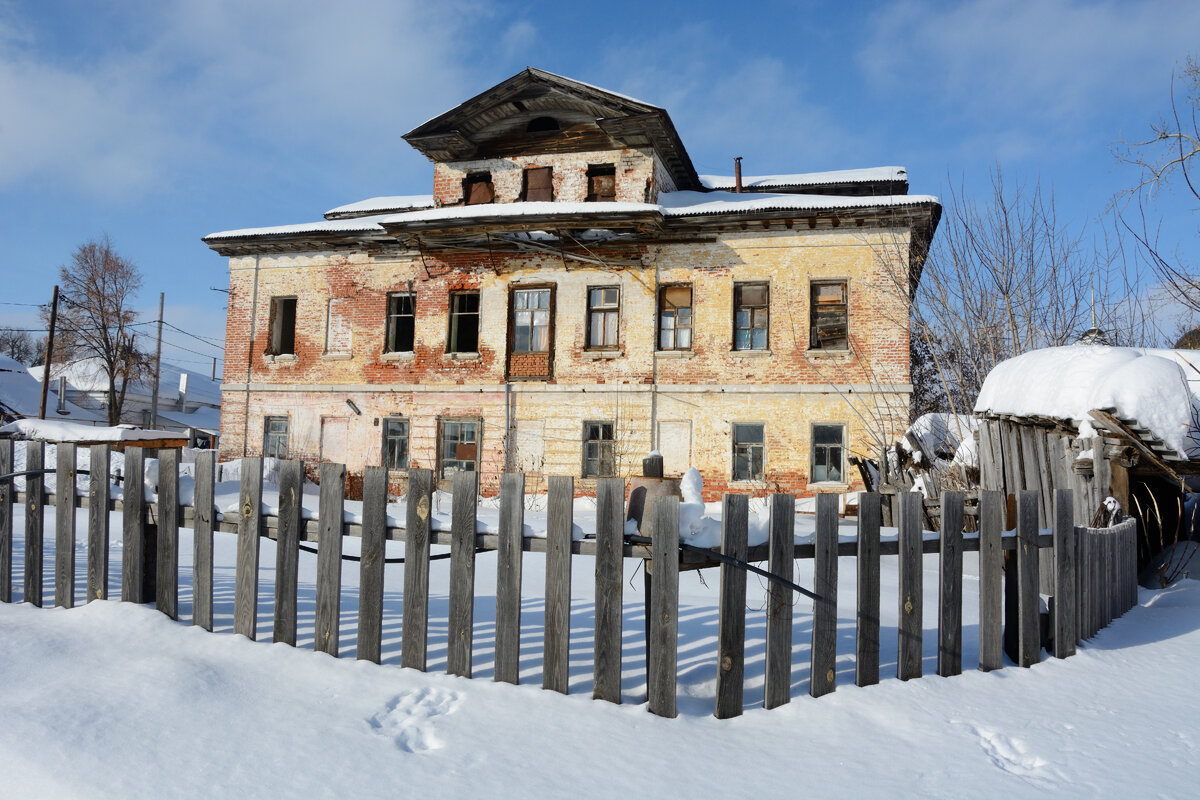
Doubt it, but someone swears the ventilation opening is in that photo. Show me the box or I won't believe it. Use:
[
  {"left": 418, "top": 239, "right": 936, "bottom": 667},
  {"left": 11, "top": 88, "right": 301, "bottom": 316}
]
[{"left": 526, "top": 116, "right": 559, "bottom": 133}]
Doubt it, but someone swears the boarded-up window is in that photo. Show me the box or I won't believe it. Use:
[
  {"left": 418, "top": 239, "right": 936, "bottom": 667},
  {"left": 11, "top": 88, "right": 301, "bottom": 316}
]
[
  {"left": 523, "top": 166, "right": 553, "bottom": 202},
  {"left": 320, "top": 417, "right": 350, "bottom": 464},
  {"left": 587, "top": 286, "right": 620, "bottom": 349},
  {"left": 733, "top": 283, "right": 768, "bottom": 351},
  {"left": 658, "top": 285, "right": 692, "bottom": 350},
  {"left": 439, "top": 419, "right": 479, "bottom": 478},
  {"left": 266, "top": 297, "right": 297, "bottom": 356},
  {"left": 587, "top": 164, "right": 616, "bottom": 202},
  {"left": 514, "top": 419, "right": 545, "bottom": 473},
  {"left": 657, "top": 420, "right": 691, "bottom": 476},
  {"left": 385, "top": 292, "right": 415, "bottom": 353},
  {"left": 810, "top": 281, "right": 848, "bottom": 350},
  {"left": 325, "top": 297, "right": 351, "bottom": 355},
  {"left": 464, "top": 173, "right": 494, "bottom": 205}
]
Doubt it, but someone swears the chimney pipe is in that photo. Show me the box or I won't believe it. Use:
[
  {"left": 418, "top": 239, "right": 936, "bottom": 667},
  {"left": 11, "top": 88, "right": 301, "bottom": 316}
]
[{"left": 734, "top": 157, "right": 743, "bottom": 193}]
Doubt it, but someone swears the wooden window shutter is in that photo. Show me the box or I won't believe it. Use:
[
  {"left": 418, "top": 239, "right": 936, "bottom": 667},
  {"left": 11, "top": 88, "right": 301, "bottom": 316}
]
[{"left": 525, "top": 167, "right": 553, "bottom": 202}]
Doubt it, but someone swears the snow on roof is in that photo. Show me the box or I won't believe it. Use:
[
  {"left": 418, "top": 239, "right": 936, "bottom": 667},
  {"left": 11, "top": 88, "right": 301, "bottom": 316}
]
[
  {"left": 698, "top": 166, "right": 908, "bottom": 190},
  {"left": 901, "top": 413, "right": 978, "bottom": 459},
  {"left": 656, "top": 190, "right": 938, "bottom": 217},
  {"left": 323, "top": 195, "right": 434, "bottom": 219},
  {"left": 35, "top": 358, "right": 221, "bottom": 406},
  {"left": 0, "top": 355, "right": 104, "bottom": 422},
  {"left": 0, "top": 418, "right": 185, "bottom": 443},
  {"left": 378, "top": 200, "right": 657, "bottom": 225},
  {"left": 974, "top": 345, "right": 1200, "bottom": 457},
  {"left": 203, "top": 215, "right": 394, "bottom": 241}
]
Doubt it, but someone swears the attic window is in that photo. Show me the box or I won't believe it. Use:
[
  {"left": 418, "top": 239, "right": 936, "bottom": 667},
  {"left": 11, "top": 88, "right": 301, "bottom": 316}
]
[
  {"left": 526, "top": 116, "right": 559, "bottom": 133},
  {"left": 523, "top": 167, "right": 553, "bottom": 202},
  {"left": 586, "top": 165, "right": 616, "bottom": 202},
  {"left": 464, "top": 173, "right": 494, "bottom": 205}
]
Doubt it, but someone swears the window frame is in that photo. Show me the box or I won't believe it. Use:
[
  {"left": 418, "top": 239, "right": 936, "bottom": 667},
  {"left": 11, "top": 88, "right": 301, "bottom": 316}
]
[
  {"left": 586, "top": 285, "right": 621, "bottom": 350},
  {"left": 810, "top": 422, "right": 846, "bottom": 485},
  {"left": 586, "top": 164, "right": 616, "bottom": 202},
  {"left": 266, "top": 296, "right": 298, "bottom": 356},
  {"left": 263, "top": 416, "right": 290, "bottom": 459},
  {"left": 510, "top": 285, "right": 554, "bottom": 354},
  {"left": 437, "top": 417, "right": 481, "bottom": 480},
  {"left": 384, "top": 290, "right": 416, "bottom": 353},
  {"left": 522, "top": 166, "right": 554, "bottom": 202},
  {"left": 732, "top": 282, "right": 769, "bottom": 351},
  {"left": 657, "top": 284, "right": 693, "bottom": 351},
  {"left": 382, "top": 417, "right": 410, "bottom": 471},
  {"left": 581, "top": 420, "right": 616, "bottom": 478},
  {"left": 809, "top": 279, "right": 849, "bottom": 351},
  {"left": 731, "top": 422, "right": 766, "bottom": 482},
  {"left": 446, "top": 291, "right": 481, "bottom": 354}
]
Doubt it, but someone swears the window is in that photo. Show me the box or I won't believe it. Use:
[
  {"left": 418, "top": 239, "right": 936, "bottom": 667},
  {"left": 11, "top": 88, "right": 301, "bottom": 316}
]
[
  {"left": 447, "top": 292, "right": 480, "bottom": 353},
  {"left": 733, "top": 283, "right": 768, "bottom": 351},
  {"left": 266, "top": 297, "right": 297, "bottom": 356},
  {"left": 810, "top": 281, "right": 848, "bottom": 350},
  {"left": 439, "top": 419, "right": 478, "bottom": 478},
  {"left": 523, "top": 166, "right": 554, "bottom": 202},
  {"left": 582, "top": 421, "right": 616, "bottom": 478},
  {"left": 732, "top": 423, "right": 765, "bottom": 481},
  {"left": 464, "top": 172, "right": 494, "bottom": 205},
  {"left": 658, "top": 285, "right": 693, "bottom": 350},
  {"left": 811, "top": 424, "right": 845, "bottom": 483},
  {"left": 512, "top": 288, "right": 551, "bottom": 352},
  {"left": 382, "top": 418, "right": 409, "bottom": 470},
  {"left": 263, "top": 416, "right": 289, "bottom": 459},
  {"left": 586, "top": 164, "right": 616, "bottom": 202},
  {"left": 587, "top": 287, "right": 620, "bottom": 349},
  {"left": 385, "top": 292, "right": 415, "bottom": 353},
  {"left": 526, "top": 116, "right": 559, "bottom": 133}
]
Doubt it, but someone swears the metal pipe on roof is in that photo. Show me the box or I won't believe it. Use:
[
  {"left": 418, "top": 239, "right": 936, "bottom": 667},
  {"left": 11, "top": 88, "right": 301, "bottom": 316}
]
[{"left": 734, "top": 157, "right": 743, "bottom": 193}]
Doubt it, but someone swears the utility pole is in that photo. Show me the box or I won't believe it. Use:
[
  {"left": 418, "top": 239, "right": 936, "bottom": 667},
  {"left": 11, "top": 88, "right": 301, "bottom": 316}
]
[
  {"left": 38, "top": 285, "right": 59, "bottom": 420},
  {"left": 149, "top": 292, "right": 164, "bottom": 428}
]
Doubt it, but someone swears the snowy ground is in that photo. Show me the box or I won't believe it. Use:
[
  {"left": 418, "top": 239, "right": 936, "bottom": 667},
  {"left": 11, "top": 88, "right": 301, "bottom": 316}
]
[{"left": 3, "top": 504, "right": 1199, "bottom": 798}]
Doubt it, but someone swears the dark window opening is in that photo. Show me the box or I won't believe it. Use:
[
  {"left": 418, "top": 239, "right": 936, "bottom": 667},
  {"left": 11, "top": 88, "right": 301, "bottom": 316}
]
[
  {"left": 811, "top": 424, "right": 844, "bottom": 483},
  {"left": 810, "top": 281, "right": 848, "bottom": 350},
  {"left": 732, "top": 423, "right": 765, "bottom": 481},
  {"left": 586, "top": 164, "right": 616, "bottom": 202},
  {"left": 448, "top": 292, "right": 480, "bottom": 353},
  {"left": 464, "top": 172, "right": 494, "bottom": 205},
  {"left": 658, "top": 285, "right": 693, "bottom": 350},
  {"left": 385, "top": 292, "right": 415, "bottom": 353},
  {"left": 383, "top": 418, "right": 409, "bottom": 470},
  {"left": 263, "top": 416, "right": 289, "bottom": 459},
  {"left": 582, "top": 421, "right": 616, "bottom": 478},
  {"left": 523, "top": 166, "right": 554, "bottom": 202},
  {"left": 439, "top": 419, "right": 478, "bottom": 478},
  {"left": 526, "top": 116, "right": 559, "bottom": 132},
  {"left": 513, "top": 288, "right": 551, "bottom": 352},
  {"left": 587, "top": 286, "right": 620, "bottom": 349},
  {"left": 267, "top": 297, "right": 297, "bottom": 356},
  {"left": 733, "top": 283, "right": 768, "bottom": 351}
]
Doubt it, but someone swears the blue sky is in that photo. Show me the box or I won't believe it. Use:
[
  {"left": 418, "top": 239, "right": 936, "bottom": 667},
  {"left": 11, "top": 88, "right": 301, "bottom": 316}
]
[{"left": 1, "top": 0, "right": 1197, "bottom": 373}]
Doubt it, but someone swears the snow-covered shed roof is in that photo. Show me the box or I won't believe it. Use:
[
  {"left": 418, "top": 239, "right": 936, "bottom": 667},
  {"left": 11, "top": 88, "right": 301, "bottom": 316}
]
[
  {"left": 699, "top": 166, "right": 908, "bottom": 192},
  {"left": 0, "top": 355, "right": 104, "bottom": 423},
  {"left": 0, "top": 418, "right": 187, "bottom": 444},
  {"left": 35, "top": 358, "right": 222, "bottom": 407}
]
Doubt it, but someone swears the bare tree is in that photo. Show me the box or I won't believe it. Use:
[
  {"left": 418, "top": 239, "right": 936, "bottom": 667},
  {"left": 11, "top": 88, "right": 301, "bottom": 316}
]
[
  {"left": 0, "top": 328, "right": 37, "bottom": 365},
  {"left": 47, "top": 236, "right": 149, "bottom": 425}
]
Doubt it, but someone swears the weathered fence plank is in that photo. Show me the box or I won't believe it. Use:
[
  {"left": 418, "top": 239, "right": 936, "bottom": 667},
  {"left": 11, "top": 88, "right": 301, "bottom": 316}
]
[
  {"left": 315, "top": 461, "right": 345, "bottom": 657},
  {"left": 810, "top": 493, "right": 839, "bottom": 698},
  {"left": 648, "top": 495, "right": 680, "bottom": 719},
  {"left": 715, "top": 493, "right": 749, "bottom": 718},
  {"left": 856, "top": 492, "right": 881, "bottom": 687},
  {"left": 495, "top": 472, "right": 525, "bottom": 684},
  {"left": 0, "top": 439, "right": 11, "bottom": 603},
  {"left": 938, "top": 491, "right": 964, "bottom": 677},
  {"left": 156, "top": 448, "right": 180, "bottom": 620},
  {"left": 273, "top": 459, "right": 303, "bottom": 644},
  {"left": 447, "top": 470, "right": 478, "bottom": 678},
  {"left": 54, "top": 442, "right": 77, "bottom": 609},
  {"left": 402, "top": 469, "right": 433, "bottom": 671},
  {"left": 121, "top": 447, "right": 145, "bottom": 603},
  {"left": 357, "top": 466, "right": 387, "bottom": 663},
  {"left": 233, "top": 457, "right": 262, "bottom": 640},
  {"left": 86, "top": 445, "right": 110, "bottom": 603},
  {"left": 543, "top": 476, "right": 573, "bottom": 694},
  {"left": 898, "top": 491, "right": 923, "bottom": 680},
  {"left": 25, "top": 441, "right": 44, "bottom": 606},
  {"left": 593, "top": 477, "right": 624, "bottom": 704},
  {"left": 978, "top": 490, "right": 1004, "bottom": 671},
  {"left": 1016, "top": 490, "right": 1041, "bottom": 667},
  {"left": 764, "top": 493, "right": 795, "bottom": 709},
  {"left": 1052, "top": 489, "right": 1076, "bottom": 658},
  {"left": 192, "top": 450, "right": 215, "bottom": 630}
]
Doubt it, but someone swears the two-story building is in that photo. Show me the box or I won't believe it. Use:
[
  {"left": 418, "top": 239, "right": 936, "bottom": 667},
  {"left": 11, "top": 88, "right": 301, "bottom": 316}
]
[{"left": 204, "top": 68, "right": 939, "bottom": 498}]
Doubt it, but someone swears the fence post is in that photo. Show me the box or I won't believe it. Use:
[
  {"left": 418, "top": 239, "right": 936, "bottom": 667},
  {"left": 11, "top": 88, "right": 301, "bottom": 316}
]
[
  {"left": 1052, "top": 488, "right": 1076, "bottom": 658},
  {"left": 54, "top": 442, "right": 77, "bottom": 609},
  {"left": 978, "top": 490, "right": 1004, "bottom": 671},
  {"left": 0, "top": 439, "right": 11, "bottom": 603},
  {"left": 811, "top": 493, "right": 839, "bottom": 697},
  {"left": 1016, "top": 490, "right": 1041, "bottom": 667},
  {"left": 401, "top": 468, "right": 433, "bottom": 671},
  {"left": 764, "top": 493, "right": 795, "bottom": 708},
  {"left": 647, "top": 495, "right": 679, "bottom": 719},
  {"left": 898, "top": 491, "right": 923, "bottom": 680},
  {"left": 543, "top": 475, "right": 573, "bottom": 694},
  {"left": 715, "top": 493, "right": 748, "bottom": 718},
  {"left": 233, "top": 456, "right": 262, "bottom": 639},
  {"left": 86, "top": 445, "right": 111, "bottom": 603},
  {"left": 121, "top": 447, "right": 146, "bottom": 604},
  {"left": 938, "top": 491, "right": 964, "bottom": 677},
  {"left": 156, "top": 448, "right": 180, "bottom": 620},
  {"left": 315, "top": 461, "right": 346, "bottom": 657},
  {"left": 192, "top": 450, "right": 215, "bottom": 630},
  {"left": 25, "top": 441, "right": 44, "bottom": 606},
  {"left": 592, "top": 477, "right": 624, "bottom": 704},
  {"left": 447, "top": 469, "right": 478, "bottom": 678},
  {"left": 357, "top": 465, "right": 387, "bottom": 664},
  {"left": 856, "top": 492, "right": 881, "bottom": 687},
  {"left": 495, "top": 472, "right": 525, "bottom": 684}
]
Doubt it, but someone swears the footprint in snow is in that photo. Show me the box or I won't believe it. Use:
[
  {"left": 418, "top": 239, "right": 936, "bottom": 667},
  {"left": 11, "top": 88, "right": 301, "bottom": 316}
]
[
  {"left": 368, "top": 687, "right": 462, "bottom": 753},
  {"left": 972, "top": 726, "right": 1060, "bottom": 784}
]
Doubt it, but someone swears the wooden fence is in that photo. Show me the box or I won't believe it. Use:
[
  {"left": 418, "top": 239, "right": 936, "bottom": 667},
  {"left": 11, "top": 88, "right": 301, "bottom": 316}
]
[{"left": 0, "top": 442, "right": 1141, "bottom": 719}]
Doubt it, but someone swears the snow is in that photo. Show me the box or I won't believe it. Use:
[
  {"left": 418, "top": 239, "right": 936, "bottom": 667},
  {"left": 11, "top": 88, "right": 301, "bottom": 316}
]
[
  {"left": 0, "top": 418, "right": 184, "bottom": 443},
  {"left": 902, "top": 413, "right": 978, "bottom": 459},
  {"left": 0, "top": 355, "right": 103, "bottom": 422},
  {"left": 203, "top": 214, "right": 397, "bottom": 241},
  {"left": 3, "top": 500, "right": 1200, "bottom": 798},
  {"left": 698, "top": 166, "right": 907, "bottom": 190},
  {"left": 975, "top": 345, "right": 1200, "bottom": 457},
  {"left": 35, "top": 357, "right": 221, "bottom": 407},
  {"left": 324, "top": 195, "right": 434, "bottom": 219}
]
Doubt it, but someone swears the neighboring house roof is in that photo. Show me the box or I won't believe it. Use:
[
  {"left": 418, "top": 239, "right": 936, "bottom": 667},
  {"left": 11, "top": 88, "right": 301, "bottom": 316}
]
[
  {"left": 0, "top": 417, "right": 187, "bottom": 444},
  {"left": 0, "top": 355, "right": 104, "bottom": 423},
  {"left": 35, "top": 357, "right": 222, "bottom": 407},
  {"left": 699, "top": 166, "right": 909, "bottom": 194}
]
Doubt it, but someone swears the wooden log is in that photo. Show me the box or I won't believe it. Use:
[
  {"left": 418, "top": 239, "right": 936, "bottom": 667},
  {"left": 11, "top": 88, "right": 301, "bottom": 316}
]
[
  {"left": 647, "top": 495, "right": 679, "bottom": 719},
  {"left": 543, "top": 475, "right": 573, "bottom": 694},
  {"left": 156, "top": 448, "right": 180, "bottom": 620},
  {"left": 401, "top": 469, "right": 433, "bottom": 671},
  {"left": 764, "top": 493, "right": 795, "bottom": 709},
  {"left": 494, "top": 472, "right": 525, "bottom": 684},
  {"left": 592, "top": 477, "right": 624, "bottom": 704},
  {"left": 1016, "top": 490, "right": 1041, "bottom": 667},
  {"left": 25, "top": 441, "right": 44, "bottom": 606},
  {"left": 55, "top": 442, "right": 77, "bottom": 609},
  {"left": 192, "top": 450, "right": 215, "bottom": 630},
  {"left": 811, "top": 493, "right": 839, "bottom": 697},
  {"left": 0, "top": 439, "right": 11, "bottom": 603},
  {"left": 938, "top": 491, "right": 964, "bottom": 677},
  {"left": 357, "top": 466, "right": 387, "bottom": 663},
  {"left": 233, "top": 457, "right": 262, "bottom": 640},
  {"left": 1052, "top": 489, "right": 1076, "bottom": 658},
  {"left": 978, "top": 490, "right": 1004, "bottom": 671},
  {"left": 898, "top": 491, "right": 923, "bottom": 680},
  {"left": 315, "top": 461, "right": 345, "bottom": 657},
  {"left": 715, "top": 493, "right": 749, "bottom": 718},
  {"left": 447, "top": 470, "right": 478, "bottom": 678},
  {"left": 272, "top": 459, "right": 303, "bottom": 645},
  {"left": 855, "top": 492, "right": 881, "bottom": 687}
]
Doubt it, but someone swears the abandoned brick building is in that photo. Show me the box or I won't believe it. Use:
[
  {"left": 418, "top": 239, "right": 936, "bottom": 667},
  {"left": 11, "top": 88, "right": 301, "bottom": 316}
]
[{"left": 205, "top": 68, "right": 940, "bottom": 498}]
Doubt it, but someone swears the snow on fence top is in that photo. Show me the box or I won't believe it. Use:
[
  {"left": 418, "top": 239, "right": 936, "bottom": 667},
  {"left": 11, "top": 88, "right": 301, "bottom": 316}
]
[
  {"left": 974, "top": 345, "right": 1200, "bottom": 458},
  {"left": 698, "top": 166, "right": 907, "bottom": 190},
  {"left": 0, "top": 418, "right": 184, "bottom": 444}
]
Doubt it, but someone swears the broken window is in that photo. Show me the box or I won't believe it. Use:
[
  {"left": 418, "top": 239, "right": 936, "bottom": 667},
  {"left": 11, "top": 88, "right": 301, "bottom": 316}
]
[
  {"left": 382, "top": 418, "right": 409, "bottom": 470},
  {"left": 733, "top": 283, "right": 768, "bottom": 351},
  {"left": 586, "top": 164, "right": 616, "bottom": 202},
  {"left": 732, "top": 423, "right": 765, "bottom": 481},
  {"left": 658, "top": 284, "right": 693, "bottom": 350},
  {"left": 385, "top": 291, "right": 415, "bottom": 353},
  {"left": 263, "top": 416, "right": 289, "bottom": 459},
  {"left": 266, "top": 297, "right": 297, "bottom": 356},
  {"left": 512, "top": 288, "right": 551, "bottom": 352},
  {"left": 811, "top": 424, "right": 844, "bottom": 483},
  {"left": 523, "top": 166, "right": 554, "bottom": 202},
  {"left": 439, "top": 418, "right": 479, "bottom": 478},
  {"left": 582, "top": 421, "right": 616, "bottom": 478},
  {"left": 810, "top": 281, "right": 848, "bottom": 350},
  {"left": 447, "top": 292, "right": 480, "bottom": 353},
  {"left": 587, "top": 286, "right": 620, "bottom": 349},
  {"left": 464, "top": 172, "right": 494, "bottom": 205}
]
